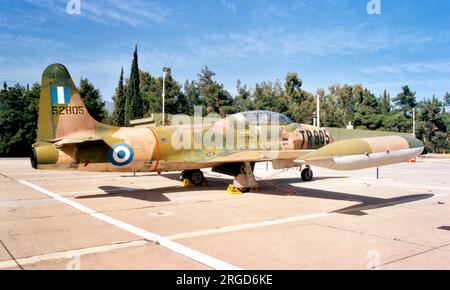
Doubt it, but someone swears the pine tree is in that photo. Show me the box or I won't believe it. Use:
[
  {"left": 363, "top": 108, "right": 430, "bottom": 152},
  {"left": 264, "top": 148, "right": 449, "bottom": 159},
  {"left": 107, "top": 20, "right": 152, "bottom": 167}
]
[
  {"left": 421, "top": 96, "right": 447, "bottom": 153},
  {"left": 125, "top": 45, "right": 143, "bottom": 124},
  {"left": 234, "top": 79, "right": 253, "bottom": 111},
  {"left": 394, "top": 85, "right": 417, "bottom": 116},
  {"left": 111, "top": 68, "right": 126, "bottom": 126},
  {"left": 0, "top": 83, "right": 40, "bottom": 156},
  {"left": 197, "top": 66, "right": 233, "bottom": 117},
  {"left": 443, "top": 92, "right": 450, "bottom": 113},
  {"left": 79, "top": 78, "right": 107, "bottom": 122},
  {"left": 183, "top": 80, "right": 201, "bottom": 115},
  {"left": 354, "top": 88, "right": 380, "bottom": 130}
]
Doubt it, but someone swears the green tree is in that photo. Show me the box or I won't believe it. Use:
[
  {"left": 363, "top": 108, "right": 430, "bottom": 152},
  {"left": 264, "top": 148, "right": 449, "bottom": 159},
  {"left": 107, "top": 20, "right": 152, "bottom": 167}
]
[
  {"left": 0, "top": 83, "right": 40, "bottom": 156},
  {"left": 139, "top": 69, "right": 183, "bottom": 117},
  {"left": 287, "top": 90, "right": 316, "bottom": 124},
  {"left": 329, "top": 85, "right": 354, "bottom": 126},
  {"left": 378, "top": 90, "right": 391, "bottom": 115},
  {"left": 175, "top": 91, "right": 188, "bottom": 115},
  {"left": 79, "top": 78, "right": 107, "bottom": 122},
  {"left": 183, "top": 80, "right": 201, "bottom": 115},
  {"left": 161, "top": 69, "right": 182, "bottom": 115},
  {"left": 394, "top": 85, "right": 417, "bottom": 116},
  {"left": 352, "top": 84, "right": 364, "bottom": 106},
  {"left": 197, "top": 66, "right": 234, "bottom": 117},
  {"left": 354, "top": 88, "right": 380, "bottom": 130},
  {"left": 443, "top": 92, "right": 450, "bottom": 113},
  {"left": 254, "top": 81, "right": 276, "bottom": 111},
  {"left": 111, "top": 68, "right": 126, "bottom": 126},
  {"left": 234, "top": 79, "right": 253, "bottom": 111},
  {"left": 139, "top": 70, "right": 155, "bottom": 114},
  {"left": 125, "top": 45, "right": 144, "bottom": 124},
  {"left": 420, "top": 96, "right": 448, "bottom": 153},
  {"left": 444, "top": 92, "right": 450, "bottom": 106}
]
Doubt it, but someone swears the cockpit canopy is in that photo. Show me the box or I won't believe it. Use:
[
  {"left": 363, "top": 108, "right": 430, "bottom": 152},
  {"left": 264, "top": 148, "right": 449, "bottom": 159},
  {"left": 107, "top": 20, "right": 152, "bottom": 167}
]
[{"left": 230, "top": 110, "right": 293, "bottom": 125}]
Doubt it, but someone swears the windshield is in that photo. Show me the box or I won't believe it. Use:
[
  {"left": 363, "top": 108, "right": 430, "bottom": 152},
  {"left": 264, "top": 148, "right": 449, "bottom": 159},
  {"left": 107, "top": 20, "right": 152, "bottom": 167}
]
[{"left": 231, "top": 110, "right": 293, "bottom": 125}]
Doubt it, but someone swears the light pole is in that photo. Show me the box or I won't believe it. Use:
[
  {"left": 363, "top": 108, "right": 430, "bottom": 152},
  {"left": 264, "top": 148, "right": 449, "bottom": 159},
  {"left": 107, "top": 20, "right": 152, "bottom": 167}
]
[
  {"left": 316, "top": 94, "right": 320, "bottom": 128},
  {"left": 162, "top": 67, "right": 170, "bottom": 125}
]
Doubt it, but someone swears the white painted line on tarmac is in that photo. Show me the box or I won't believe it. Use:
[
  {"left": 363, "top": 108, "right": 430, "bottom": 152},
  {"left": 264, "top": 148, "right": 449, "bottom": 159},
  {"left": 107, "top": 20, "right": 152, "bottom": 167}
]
[
  {"left": 3, "top": 171, "right": 71, "bottom": 175},
  {"left": 166, "top": 212, "right": 336, "bottom": 241},
  {"left": 25, "top": 174, "right": 126, "bottom": 181},
  {"left": 166, "top": 191, "right": 441, "bottom": 241},
  {"left": 431, "top": 193, "right": 449, "bottom": 199},
  {"left": 18, "top": 180, "right": 241, "bottom": 270},
  {"left": 0, "top": 240, "right": 149, "bottom": 269}
]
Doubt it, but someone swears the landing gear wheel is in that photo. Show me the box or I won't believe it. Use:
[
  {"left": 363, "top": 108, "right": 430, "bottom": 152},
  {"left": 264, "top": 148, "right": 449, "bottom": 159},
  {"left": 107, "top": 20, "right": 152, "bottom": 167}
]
[
  {"left": 301, "top": 167, "right": 313, "bottom": 182},
  {"left": 190, "top": 170, "right": 206, "bottom": 186},
  {"left": 181, "top": 170, "right": 206, "bottom": 186}
]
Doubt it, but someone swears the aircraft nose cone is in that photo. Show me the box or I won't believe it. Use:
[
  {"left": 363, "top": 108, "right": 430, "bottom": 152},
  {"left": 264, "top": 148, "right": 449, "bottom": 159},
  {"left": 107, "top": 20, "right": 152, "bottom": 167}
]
[
  {"left": 416, "top": 138, "right": 424, "bottom": 149},
  {"left": 404, "top": 135, "right": 424, "bottom": 149}
]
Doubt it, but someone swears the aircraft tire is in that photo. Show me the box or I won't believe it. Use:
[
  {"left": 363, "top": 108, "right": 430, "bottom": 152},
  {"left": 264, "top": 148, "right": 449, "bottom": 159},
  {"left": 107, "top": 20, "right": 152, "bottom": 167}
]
[
  {"left": 190, "top": 170, "right": 206, "bottom": 186},
  {"left": 301, "top": 168, "right": 313, "bottom": 182}
]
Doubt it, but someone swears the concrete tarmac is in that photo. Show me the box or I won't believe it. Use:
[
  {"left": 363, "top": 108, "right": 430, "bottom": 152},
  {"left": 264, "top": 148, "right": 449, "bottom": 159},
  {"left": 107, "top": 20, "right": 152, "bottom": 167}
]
[{"left": 0, "top": 158, "right": 449, "bottom": 269}]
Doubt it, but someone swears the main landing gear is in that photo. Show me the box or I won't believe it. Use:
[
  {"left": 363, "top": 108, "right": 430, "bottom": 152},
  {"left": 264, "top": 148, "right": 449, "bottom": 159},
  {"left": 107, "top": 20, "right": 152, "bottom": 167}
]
[
  {"left": 301, "top": 166, "right": 314, "bottom": 182},
  {"left": 180, "top": 169, "right": 207, "bottom": 187},
  {"left": 180, "top": 164, "right": 312, "bottom": 192},
  {"left": 227, "top": 162, "right": 259, "bottom": 194}
]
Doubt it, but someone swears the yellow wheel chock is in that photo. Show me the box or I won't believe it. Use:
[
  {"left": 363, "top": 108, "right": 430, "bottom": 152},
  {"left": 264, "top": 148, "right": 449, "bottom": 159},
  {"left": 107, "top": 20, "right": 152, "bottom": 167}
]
[
  {"left": 227, "top": 184, "right": 243, "bottom": 194},
  {"left": 181, "top": 179, "right": 193, "bottom": 188}
]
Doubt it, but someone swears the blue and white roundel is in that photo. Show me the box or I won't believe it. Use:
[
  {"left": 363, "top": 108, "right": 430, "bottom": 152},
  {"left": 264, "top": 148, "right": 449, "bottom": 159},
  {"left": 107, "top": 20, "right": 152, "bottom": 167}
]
[{"left": 109, "top": 143, "right": 134, "bottom": 166}]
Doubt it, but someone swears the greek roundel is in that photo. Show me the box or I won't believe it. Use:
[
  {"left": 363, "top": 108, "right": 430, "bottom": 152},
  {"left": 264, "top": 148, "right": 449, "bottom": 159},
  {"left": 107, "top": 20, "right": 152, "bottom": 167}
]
[{"left": 109, "top": 143, "right": 134, "bottom": 166}]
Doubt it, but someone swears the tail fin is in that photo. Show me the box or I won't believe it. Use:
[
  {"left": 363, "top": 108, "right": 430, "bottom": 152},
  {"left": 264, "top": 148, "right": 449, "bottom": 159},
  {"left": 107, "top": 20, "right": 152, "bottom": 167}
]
[{"left": 37, "top": 63, "right": 97, "bottom": 142}]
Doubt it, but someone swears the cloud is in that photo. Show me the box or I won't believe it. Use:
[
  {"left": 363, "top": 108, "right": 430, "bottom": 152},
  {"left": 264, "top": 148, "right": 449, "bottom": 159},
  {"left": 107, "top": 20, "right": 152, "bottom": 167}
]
[
  {"left": 250, "top": 1, "right": 288, "bottom": 18},
  {"left": 221, "top": 0, "right": 237, "bottom": 14},
  {"left": 0, "top": 18, "right": 22, "bottom": 30},
  {"left": 360, "top": 60, "right": 450, "bottom": 74},
  {"left": 23, "top": 0, "right": 170, "bottom": 26},
  {"left": 0, "top": 33, "right": 66, "bottom": 50},
  {"left": 183, "top": 26, "right": 437, "bottom": 62},
  {"left": 82, "top": 0, "right": 169, "bottom": 26}
]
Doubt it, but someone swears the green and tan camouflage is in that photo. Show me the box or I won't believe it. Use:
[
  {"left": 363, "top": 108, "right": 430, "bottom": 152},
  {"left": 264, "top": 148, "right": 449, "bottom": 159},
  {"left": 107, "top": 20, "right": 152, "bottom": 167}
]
[{"left": 31, "top": 64, "right": 424, "bottom": 190}]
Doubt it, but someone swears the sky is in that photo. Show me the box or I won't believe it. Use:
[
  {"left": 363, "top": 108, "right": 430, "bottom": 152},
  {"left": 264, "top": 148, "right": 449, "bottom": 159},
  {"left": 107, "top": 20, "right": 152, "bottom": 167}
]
[{"left": 1, "top": 0, "right": 449, "bottom": 103}]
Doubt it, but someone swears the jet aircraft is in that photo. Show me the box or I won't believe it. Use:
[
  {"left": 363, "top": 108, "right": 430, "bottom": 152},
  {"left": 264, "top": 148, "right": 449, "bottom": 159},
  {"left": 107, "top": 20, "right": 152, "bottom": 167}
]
[{"left": 31, "top": 64, "right": 424, "bottom": 192}]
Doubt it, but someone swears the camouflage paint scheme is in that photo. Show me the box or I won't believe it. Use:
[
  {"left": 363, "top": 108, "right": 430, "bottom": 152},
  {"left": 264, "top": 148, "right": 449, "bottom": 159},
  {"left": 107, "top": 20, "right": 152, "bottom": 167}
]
[{"left": 31, "top": 64, "right": 424, "bottom": 175}]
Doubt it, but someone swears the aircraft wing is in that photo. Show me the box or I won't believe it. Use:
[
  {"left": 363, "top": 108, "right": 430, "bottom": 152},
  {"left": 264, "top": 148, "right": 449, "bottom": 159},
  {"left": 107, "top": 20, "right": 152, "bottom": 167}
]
[{"left": 196, "top": 149, "right": 315, "bottom": 163}]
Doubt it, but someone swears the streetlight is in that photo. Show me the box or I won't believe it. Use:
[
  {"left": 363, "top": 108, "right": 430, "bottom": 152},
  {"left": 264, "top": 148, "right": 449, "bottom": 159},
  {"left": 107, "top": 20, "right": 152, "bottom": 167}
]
[
  {"left": 316, "top": 94, "right": 320, "bottom": 128},
  {"left": 162, "top": 67, "right": 170, "bottom": 126}
]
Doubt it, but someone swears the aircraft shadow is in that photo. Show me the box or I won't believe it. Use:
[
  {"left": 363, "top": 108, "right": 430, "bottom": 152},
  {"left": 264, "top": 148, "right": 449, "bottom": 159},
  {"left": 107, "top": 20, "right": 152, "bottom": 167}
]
[
  {"left": 75, "top": 176, "right": 231, "bottom": 202},
  {"left": 257, "top": 180, "right": 433, "bottom": 215},
  {"left": 75, "top": 174, "right": 433, "bottom": 215},
  {"left": 161, "top": 173, "right": 348, "bottom": 183}
]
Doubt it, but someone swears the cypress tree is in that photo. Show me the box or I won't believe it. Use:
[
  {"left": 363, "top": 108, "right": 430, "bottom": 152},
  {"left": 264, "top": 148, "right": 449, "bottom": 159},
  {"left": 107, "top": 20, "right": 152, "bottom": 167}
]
[
  {"left": 112, "top": 68, "right": 126, "bottom": 126},
  {"left": 125, "top": 45, "right": 143, "bottom": 125}
]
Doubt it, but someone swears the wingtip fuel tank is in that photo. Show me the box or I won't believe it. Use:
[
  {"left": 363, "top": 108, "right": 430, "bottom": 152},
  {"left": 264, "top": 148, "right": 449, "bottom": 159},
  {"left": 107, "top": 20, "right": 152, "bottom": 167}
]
[{"left": 296, "top": 135, "right": 424, "bottom": 170}]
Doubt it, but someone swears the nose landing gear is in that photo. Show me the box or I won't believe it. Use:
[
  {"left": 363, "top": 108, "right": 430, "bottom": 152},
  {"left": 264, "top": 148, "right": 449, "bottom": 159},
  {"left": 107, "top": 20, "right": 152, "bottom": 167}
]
[{"left": 301, "top": 166, "right": 314, "bottom": 182}]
